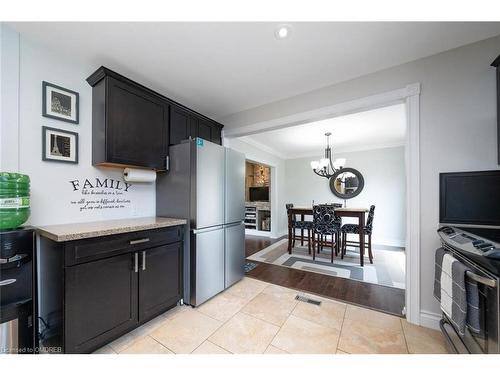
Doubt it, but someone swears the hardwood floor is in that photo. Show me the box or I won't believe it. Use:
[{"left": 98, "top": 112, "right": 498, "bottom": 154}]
[
  {"left": 245, "top": 235, "right": 405, "bottom": 317},
  {"left": 245, "top": 235, "right": 283, "bottom": 257}
]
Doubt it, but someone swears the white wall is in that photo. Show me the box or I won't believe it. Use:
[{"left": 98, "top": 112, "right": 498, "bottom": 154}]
[
  {"left": 220, "top": 35, "right": 500, "bottom": 319},
  {"left": 224, "top": 137, "right": 287, "bottom": 238},
  {"left": 1, "top": 25, "right": 155, "bottom": 226},
  {"left": 0, "top": 24, "right": 20, "bottom": 172},
  {"left": 285, "top": 146, "right": 406, "bottom": 247}
]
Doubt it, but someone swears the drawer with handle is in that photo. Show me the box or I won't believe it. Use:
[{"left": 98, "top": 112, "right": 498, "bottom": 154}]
[{"left": 64, "top": 226, "right": 183, "bottom": 266}]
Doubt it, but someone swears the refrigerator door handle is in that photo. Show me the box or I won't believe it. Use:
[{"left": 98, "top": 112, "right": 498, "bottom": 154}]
[
  {"left": 192, "top": 225, "right": 224, "bottom": 234},
  {"left": 223, "top": 221, "right": 244, "bottom": 228}
]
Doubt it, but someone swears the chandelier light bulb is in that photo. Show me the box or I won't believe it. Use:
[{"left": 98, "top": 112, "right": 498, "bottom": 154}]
[
  {"left": 333, "top": 158, "right": 346, "bottom": 169},
  {"left": 311, "top": 132, "right": 347, "bottom": 179},
  {"left": 310, "top": 160, "right": 320, "bottom": 170}
]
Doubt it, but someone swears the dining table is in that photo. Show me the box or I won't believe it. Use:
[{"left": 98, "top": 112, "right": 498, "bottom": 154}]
[{"left": 287, "top": 206, "right": 370, "bottom": 266}]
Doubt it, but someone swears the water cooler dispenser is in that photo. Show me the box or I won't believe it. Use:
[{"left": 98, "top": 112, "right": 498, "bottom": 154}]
[{"left": 0, "top": 227, "right": 36, "bottom": 354}]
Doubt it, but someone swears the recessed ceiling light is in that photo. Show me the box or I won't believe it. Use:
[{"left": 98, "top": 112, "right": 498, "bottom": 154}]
[{"left": 275, "top": 24, "right": 291, "bottom": 40}]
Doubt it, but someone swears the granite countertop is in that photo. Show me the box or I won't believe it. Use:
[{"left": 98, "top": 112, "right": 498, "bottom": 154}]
[{"left": 36, "top": 217, "right": 187, "bottom": 242}]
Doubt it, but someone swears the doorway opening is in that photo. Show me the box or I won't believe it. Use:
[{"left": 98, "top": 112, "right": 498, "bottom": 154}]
[
  {"left": 224, "top": 84, "right": 420, "bottom": 321},
  {"left": 244, "top": 161, "right": 272, "bottom": 234}
]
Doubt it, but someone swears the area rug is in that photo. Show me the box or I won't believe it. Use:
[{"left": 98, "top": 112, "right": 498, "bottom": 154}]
[
  {"left": 247, "top": 238, "right": 405, "bottom": 289},
  {"left": 244, "top": 261, "right": 258, "bottom": 273}
]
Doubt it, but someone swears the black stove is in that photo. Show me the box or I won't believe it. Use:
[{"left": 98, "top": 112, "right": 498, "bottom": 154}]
[
  {"left": 438, "top": 226, "right": 500, "bottom": 277},
  {"left": 437, "top": 225, "right": 500, "bottom": 354}
]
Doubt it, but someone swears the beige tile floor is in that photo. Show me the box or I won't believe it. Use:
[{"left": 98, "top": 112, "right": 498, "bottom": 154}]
[{"left": 93, "top": 277, "right": 448, "bottom": 355}]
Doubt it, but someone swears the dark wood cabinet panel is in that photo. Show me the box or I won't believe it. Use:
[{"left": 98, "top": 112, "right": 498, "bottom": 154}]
[
  {"left": 87, "top": 67, "right": 169, "bottom": 170},
  {"left": 107, "top": 77, "right": 169, "bottom": 169},
  {"left": 170, "top": 110, "right": 223, "bottom": 145},
  {"left": 210, "top": 124, "right": 222, "bottom": 144},
  {"left": 88, "top": 66, "right": 223, "bottom": 163},
  {"left": 64, "top": 226, "right": 182, "bottom": 266},
  {"left": 138, "top": 243, "right": 182, "bottom": 321},
  {"left": 199, "top": 119, "right": 222, "bottom": 145},
  {"left": 65, "top": 252, "right": 138, "bottom": 353},
  {"left": 189, "top": 116, "right": 199, "bottom": 139},
  {"left": 40, "top": 225, "right": 184, "bottom": 353},
  {"left": 198, "top": 119, "right": 212, "bottom": 141},
  {"left": 170, "top": 105, "right": 190, "bottom": 145},
  {"left": 87, "top": 67, "right": 223, "bottom": 166}
]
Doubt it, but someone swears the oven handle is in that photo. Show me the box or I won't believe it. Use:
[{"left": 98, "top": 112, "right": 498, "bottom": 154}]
[{"left": 466, "top": 271, "right": 497, "bottom": 288}]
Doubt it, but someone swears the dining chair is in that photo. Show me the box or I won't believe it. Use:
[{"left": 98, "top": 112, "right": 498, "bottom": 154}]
[
  {"left": 317, "top": 203, "right": 343, "bottom": 252},
  {"left": 340, "top": 205, "right": 375, "bottom": 264},
  {"left": 286, "top": 203, "right": 313, "bottom": 254},
  {"left": 312, "top": 204, "right": 342, "bottom": 262}
]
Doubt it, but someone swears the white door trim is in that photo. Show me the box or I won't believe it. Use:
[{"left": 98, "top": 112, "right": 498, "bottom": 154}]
[{"left": 224, "top": 83, "right": 422, "bottom": 325}]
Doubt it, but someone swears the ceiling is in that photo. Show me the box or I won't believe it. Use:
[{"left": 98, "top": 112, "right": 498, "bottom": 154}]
[
  {"left": 238, "top": 103, "right": 406, "bottom": 159},
  {"left": 8, "top": 22, "right": 500, "bottom": 120}
]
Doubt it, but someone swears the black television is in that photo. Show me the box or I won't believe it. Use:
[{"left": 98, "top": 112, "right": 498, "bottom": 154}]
[
  {"left": 439, "top": 170, "right": 500, "bottom": 227},
  {"left": 249, "top": 186, "right": 269, "bottom": 202}
]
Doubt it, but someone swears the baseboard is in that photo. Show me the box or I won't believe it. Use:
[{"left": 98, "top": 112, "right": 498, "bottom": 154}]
[
  {"left": 419, "top": 310, "right": 442, "bottom": 330},
  {"left": 373, "top": 238, "right": 406, "bottom": 248},
  {"left": 271, "top": 230, "right": 288, "bottom": 239},
  {"left": 245, "top": 229, "right": 272, "bottom": 237}
]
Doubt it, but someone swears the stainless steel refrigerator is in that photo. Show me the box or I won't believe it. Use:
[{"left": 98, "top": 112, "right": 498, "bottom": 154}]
[{"left": 156, "top": 138, "right": 245, "bottom": 306}]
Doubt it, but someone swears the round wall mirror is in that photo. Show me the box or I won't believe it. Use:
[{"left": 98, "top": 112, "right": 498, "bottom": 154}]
[{"left": 329, "top": 168, "right": 364, "bottom": 199}]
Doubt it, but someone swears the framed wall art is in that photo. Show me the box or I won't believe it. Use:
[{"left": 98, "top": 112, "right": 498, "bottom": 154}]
[
  {"left": 42, "top": 81, "right": 79, "bottom": 124},
  {"left": 42, "top": 126, "right": 79, "bottom": 164}
]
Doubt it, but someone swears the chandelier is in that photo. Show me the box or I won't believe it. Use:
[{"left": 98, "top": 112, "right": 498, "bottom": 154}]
[{"left": 310, "top": 132, "right": 346, "bottom": 179}]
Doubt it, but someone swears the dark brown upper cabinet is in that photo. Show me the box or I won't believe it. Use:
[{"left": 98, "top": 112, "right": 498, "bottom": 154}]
[
  {"left": 170, "top": 103, "right": 223, "bottom": 146},
  {"left": 210, "top": 122, "right": 223, "bottom": 144},
  {"left": 87, "top": 67, "right": 169, "bottom": 170},
  {"left": 169, "top": 105, "right": 190, "bottom": 145},
  {"left": 88, "top": 67, "right": 224, "bottom": 170}
]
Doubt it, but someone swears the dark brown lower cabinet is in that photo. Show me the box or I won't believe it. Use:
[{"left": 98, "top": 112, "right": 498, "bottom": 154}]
[
  {"left": 38, "top": 225, "right": 183, "bottom": 354},
  {"left": 65, "top": 252, "right": 138, "bottom": 353},
  {"left": 138, "top": 243, "right": 182, "bottom": 321}
]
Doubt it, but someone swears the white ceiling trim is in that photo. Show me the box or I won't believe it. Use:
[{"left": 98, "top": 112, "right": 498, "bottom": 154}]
[{"left": 223, "top": 84, "right": 418, "bottom": 138}]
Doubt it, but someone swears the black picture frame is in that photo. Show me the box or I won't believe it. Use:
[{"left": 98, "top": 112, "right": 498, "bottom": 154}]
[
  {"left": 42, "top": 81, "right": 79, "bottom": 124},
  {"left": 42, "top": 126, "right": 79, "bottom": 164},
  {"left": 329, "top": 167, "right": 365, "bottom": 199}
]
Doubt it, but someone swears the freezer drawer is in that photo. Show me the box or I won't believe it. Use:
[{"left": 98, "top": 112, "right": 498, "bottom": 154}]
[
  {"left": 224, "top": 222, "right": 245, "bottom": 288},
  {"left": 225, "top": 148, "right": 246, "bottom": 224},
  {"left": 190, "top": 226, "right": 224, "bottom": 306}
]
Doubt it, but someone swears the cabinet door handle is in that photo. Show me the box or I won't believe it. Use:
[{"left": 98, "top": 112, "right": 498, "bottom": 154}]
[
  {"left": 0, "top": 279, "right": 16, "bottom": 287},
  {"left": 142, "top": 251, "right": 146, "bottom": 271},
  {"left": 134, "top": 252, "right": 139, "bottom": 273},
  {"left": 130, "top": 238, "right": 150, "bottom": 245}
]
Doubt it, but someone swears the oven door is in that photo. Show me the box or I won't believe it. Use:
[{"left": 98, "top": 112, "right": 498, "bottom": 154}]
[
  {"left": 442, "top": 248, "right": 499, "bottom": 354},
  {"left": 475, "top": 279, "right": 499, "bottom": 353}
]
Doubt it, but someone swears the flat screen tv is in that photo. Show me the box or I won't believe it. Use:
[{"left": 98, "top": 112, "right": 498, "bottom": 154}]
[
  {"left": 249, "top": 186, "right": 269, "bottom": 202},
  {"left": 440, "top": 170, "right": 500, "bottom": 227}
]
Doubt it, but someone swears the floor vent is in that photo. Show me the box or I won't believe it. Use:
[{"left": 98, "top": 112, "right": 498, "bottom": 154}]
[{"left": 295, "top": 295, "right": 322, "bottom": 306}]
